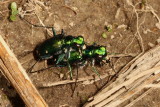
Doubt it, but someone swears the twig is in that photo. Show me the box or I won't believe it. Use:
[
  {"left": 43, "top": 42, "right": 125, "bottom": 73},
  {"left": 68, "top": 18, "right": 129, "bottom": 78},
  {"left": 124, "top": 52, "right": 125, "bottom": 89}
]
[
  {"left": 108, "top": 53, "right": 137, "bottom": 58},
  {"left": 0, "top": 35, "right": 48, "bottom": 107},
  {"left": 84, "top": 66, "right": 160, "bottom": 107},
  {"left": 39, "top": 73, "right": 110, "bottom": 88},
  {"left": 148, "top": 5, "right": 160, "bottom": 23},
  {"left": 124, "top": 88, "right": 153, "bottom": 107},
  {"left": 145, "top": 84, "right": 160, "bottom": 88},
  {"left": 62, "top": 5, "right": 77, "bottom": 15},
  {"left": 114, "top": 1, "right": 146, "bottom": 71},
  {"left": 133, "top": 3, "right": 145, "bottom": 53},
  {"left": 105, "top": 73, "right": 160, "bottom": 107}
]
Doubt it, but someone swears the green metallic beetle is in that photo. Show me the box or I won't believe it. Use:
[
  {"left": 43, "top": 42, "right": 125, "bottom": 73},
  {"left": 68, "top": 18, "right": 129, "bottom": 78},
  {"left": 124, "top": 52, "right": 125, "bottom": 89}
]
[
  {"left": 34, "top": 28, "right": 85, "bottom": 61},
  {"left": 52, "top": 44, "right": 108, "bottom": 78},
  {"left": 83, "top": 44, "right": 108, "bottom": 65}
]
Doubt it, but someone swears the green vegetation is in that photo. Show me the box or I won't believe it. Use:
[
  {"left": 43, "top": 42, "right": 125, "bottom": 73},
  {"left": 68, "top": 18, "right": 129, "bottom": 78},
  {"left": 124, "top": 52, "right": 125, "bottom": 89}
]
[{"left": 10, "top": 2, "right": 18, "bottom": 21}]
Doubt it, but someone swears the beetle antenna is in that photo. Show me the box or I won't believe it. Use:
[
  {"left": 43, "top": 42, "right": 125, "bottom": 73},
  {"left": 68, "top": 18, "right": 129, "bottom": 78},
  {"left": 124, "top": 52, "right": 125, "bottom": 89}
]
[
  {"left": 61, "top": 29, "right": 65, "bottom": 35},
  {"left": 23, "top": 18, "right": 53, "bottom": 28}
]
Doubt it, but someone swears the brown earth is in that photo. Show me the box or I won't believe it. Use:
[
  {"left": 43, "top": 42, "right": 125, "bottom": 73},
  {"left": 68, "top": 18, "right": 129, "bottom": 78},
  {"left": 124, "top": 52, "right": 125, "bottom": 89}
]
[{"left": 0, "top": 0, "right": 160, "bottom": 107}]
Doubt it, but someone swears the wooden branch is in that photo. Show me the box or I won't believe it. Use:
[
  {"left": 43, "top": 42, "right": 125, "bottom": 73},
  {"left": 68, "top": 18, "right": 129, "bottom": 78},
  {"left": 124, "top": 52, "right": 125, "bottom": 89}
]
[{"left": 0, "top": 35, "right": 48, "bottom": 107}]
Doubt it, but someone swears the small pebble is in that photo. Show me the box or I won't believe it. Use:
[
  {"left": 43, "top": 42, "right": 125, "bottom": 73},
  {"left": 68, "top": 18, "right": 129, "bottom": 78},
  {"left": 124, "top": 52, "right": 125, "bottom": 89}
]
[
  {"left": 54, "top": 22, "right": 61, "bottom": 31},
  {"left": 107, "top": 44, "right": 111, "bottom": 48},
  {"left": 156, "top": 38, "right": 160, "bottom": 43},
  {"left": 111, "top": 35, "right": 115, "bottom": 39},
  {"left": 143, "top": 29, "right": 151, "bottom": 34},
  {"left": 69, "top": 22, "right": 74, "bottom": 27},
  {"left": 117, "top": 24, "right": 127, "bottom": 29},
  {"left": 155, "top": 23, "right": 160, "bottom": 29},
  {"left": 115, "top": 8, "right": 121, "bottom": 19},
  {"left": 72, "top": 7, "right": 78, "bottom": 11},
  {"left": 148, "top": 42, "right": 155, "bottom": 48},
  {"left": 59, "top": 73, "right": 64, "bottom": 79}
]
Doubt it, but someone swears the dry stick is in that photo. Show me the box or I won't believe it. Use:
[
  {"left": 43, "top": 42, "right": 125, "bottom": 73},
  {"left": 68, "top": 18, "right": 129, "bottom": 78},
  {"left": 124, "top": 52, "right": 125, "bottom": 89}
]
[
  {"left": 0, "top": 35, "right": 48, "bottom": 107},
  {"left": 117, "top": 44, "right": 160, "bottom": 85},
  {"left": 84, "top": 66, "right": 160, "bottom": 107},
  {"left": 124, "top": 88, "right": 153, "bottom": 107},
  {"left": 62, "top": 5, "right": 77, "bottom": 15},
  {"left": 125, "top": 43, "right": 160, "bottom": 107},
  {"left": 145, "top": 84, "right": 160, "bottom": 88},
  {"left": 40, "top": 73, "right": 110, "bottom": 87},
  {"left": 124, "top": 44, "right": 160, "bottom": 79},
  {"left": 105, "top": 72, "right": 160, "bottom": 107},
  {"left": 108, "top": 53, "right": 137, "bottom": 58},
  {"left": 149, "top": 5, "right": 160, "bottom": 23}
]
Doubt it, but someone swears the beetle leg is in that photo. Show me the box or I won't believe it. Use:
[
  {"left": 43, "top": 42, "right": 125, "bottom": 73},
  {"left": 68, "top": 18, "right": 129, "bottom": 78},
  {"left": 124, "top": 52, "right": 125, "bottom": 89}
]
[
  {"left": 28, "top": 59, "right": 40, "bottom": 73},
  {"left": 61, "top": 29, "right": 65, "bottom": 36},
  {"left": 56, "top": 53, "right": 65, "bottom": 64},
  {"left": 91, "top": 59, "right": 101, "bottom": 79},
  {"left": 67, "top": 62, "right": 73, "bottom": 79},
  {"left": 91, "top": 66, "right": 101, "bottom": 80},
  {"left": 71, "top": 63, "right": 79, "bottom": 97},
  {"left": 52, "top": 27, "right": 56, "bottom": 36}
]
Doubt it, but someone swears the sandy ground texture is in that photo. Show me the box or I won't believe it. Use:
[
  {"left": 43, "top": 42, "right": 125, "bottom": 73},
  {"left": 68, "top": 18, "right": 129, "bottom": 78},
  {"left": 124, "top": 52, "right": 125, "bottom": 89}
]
[{"left": 0, "top": 0, "right": 160, "bottom": 107}]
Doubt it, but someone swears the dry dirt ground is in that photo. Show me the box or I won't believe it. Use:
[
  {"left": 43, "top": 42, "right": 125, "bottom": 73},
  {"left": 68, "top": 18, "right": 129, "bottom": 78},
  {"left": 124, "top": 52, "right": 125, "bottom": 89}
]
[{"left": 0, "top": 0, "right": 160, "bottom": 107}]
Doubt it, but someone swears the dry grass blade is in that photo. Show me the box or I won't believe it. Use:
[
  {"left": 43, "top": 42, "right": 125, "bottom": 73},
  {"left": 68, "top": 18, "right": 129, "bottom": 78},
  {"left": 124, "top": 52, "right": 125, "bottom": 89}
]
[{"left": 39, "top": 73, "right": 110, "bottom": 87}]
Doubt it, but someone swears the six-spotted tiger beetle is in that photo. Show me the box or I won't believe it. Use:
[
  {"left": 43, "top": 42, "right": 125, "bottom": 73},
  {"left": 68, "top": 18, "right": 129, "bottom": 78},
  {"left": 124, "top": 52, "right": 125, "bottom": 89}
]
[
  {"left": 24, "top": 20, "right": 111, "bottom": 97},
  {"left": 29, "top": 25, "right": 109, "bottom": 80}
]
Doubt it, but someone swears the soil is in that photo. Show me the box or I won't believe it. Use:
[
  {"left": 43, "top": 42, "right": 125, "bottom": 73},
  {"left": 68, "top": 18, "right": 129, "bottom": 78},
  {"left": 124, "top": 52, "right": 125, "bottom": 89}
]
[{"left": 0, "top": 0, "right": 160, "bottom": 107}]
